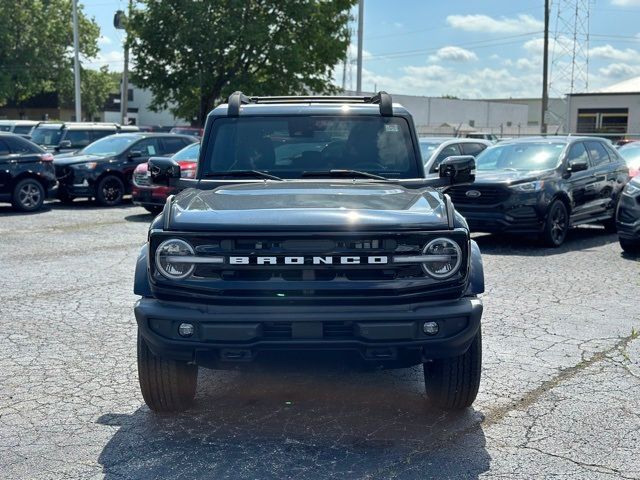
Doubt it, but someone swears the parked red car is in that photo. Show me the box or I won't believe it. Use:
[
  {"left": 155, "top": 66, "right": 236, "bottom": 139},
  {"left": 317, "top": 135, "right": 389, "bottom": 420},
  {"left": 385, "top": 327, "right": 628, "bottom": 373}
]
[{"left": 132, "top": 142, "right": 199, "bottom": 214}]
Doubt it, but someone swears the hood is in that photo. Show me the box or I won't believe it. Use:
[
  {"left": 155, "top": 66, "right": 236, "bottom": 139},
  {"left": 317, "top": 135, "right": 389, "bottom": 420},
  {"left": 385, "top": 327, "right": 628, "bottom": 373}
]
[
  {"left": 166, "top": 181, "right": 449, "bottom": 231},
  {"left": 52, "top": 154, "right": 111, "bottom": 166},
  {"left": 473, "top": 169, "right": 553, "bottom": 185}
]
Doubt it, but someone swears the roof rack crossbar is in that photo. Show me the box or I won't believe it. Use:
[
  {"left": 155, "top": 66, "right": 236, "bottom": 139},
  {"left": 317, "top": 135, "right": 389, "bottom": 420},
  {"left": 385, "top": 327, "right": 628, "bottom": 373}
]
[
  {"left": 226, "top": 91, "right": 394, "bottom": 116},
  {"left": 227, "top": 91, "right": 253, "bottom": 116}
]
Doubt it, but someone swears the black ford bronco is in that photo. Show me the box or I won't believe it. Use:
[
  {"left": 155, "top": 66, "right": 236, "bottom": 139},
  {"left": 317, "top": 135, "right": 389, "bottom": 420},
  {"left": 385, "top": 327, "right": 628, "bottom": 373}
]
[{"left": 134, "top": 92, "right": 485, "bottom": 412}]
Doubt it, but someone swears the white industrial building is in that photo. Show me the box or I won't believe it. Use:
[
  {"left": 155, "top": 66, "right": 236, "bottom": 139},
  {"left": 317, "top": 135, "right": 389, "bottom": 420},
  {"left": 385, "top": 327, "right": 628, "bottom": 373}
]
[{"left": 566, "top": 77, "right": 640, "bottom": 136}]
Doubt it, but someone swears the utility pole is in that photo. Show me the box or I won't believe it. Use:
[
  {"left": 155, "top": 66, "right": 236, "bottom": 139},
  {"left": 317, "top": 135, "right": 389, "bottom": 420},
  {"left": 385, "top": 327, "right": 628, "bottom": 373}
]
[
  {"left": 71, "top": 0, "right": 82, "bottom": 121},
  {"left": 114, "top": 1, "right": 131, "bottom": 125},
  {"left": 356, "top": 0, "right": 364, "bottom": 95},
  {"left": 541, "top": 0, "right": 550, "bottom": 134}
]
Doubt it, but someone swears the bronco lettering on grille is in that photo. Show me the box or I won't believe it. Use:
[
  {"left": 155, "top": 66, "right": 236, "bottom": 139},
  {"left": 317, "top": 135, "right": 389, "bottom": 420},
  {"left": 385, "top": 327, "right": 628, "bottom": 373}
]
[{"left": 228, "top": 256, "right": 388, "bottom": 265}]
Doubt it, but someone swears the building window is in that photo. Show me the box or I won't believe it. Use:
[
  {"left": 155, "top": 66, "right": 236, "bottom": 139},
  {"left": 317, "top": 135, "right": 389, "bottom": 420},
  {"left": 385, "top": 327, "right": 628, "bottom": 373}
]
[{"left": 577, "top": 108, "right": 628, "bottom": 134}]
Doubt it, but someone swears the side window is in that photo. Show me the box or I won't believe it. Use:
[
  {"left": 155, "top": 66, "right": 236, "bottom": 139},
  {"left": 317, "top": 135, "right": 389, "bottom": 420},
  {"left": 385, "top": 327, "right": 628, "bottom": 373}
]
[
  {"left": 566, "top": 142, "right": 589, "bottom": 166},
  {"left": 585, "top": 141, "right": 610, "bottom": 167},
  {"left": 160, "top": 137, "right": 189, "bottom": 155},
  {"left": 13, "top": 125, "right": 34, "bottom": 135},
  {"left": 132, "top": 138, "right": 160, "bottom": 157},
  {"left": 461, "top": 142, "right": 487, "bottom": 156},
  {"left": 4, "top": 137, "right": 39, "bottom": 154},
  {"left": 432, "top": 144, "right": 461, "bottom": 172},
  {"left": 603, "top": 143, "right": 621, "bottom": 162},
  {"left": 0, "top": 139, "right": 10, "bottom": 156},
  {"left": 64, "top": 130, "right": 92, "bottom": 148}
]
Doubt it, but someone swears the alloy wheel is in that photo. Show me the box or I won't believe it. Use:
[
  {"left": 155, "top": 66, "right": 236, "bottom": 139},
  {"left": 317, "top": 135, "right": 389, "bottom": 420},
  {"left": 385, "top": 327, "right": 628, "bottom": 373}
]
[
  {"left": 550, "top": 204, "right": 567, "bottom": 245},
  {"left": 18, "top": 182, "right": 42, "bottom": 209}
]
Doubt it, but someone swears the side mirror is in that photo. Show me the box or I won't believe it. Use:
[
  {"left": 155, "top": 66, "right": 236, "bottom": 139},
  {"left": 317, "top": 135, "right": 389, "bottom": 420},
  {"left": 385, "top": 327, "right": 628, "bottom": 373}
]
[
  {"left": 128, "top": 149, "right": 143, "bottom": 159},
  {"left": 439, "top": 155, "right": 475, "bottom": 185},
  {"left": 58, "top": 140, "right": 72, "bottom": 149},
  {"left": 148, "top": 156, "right": 180, "bottom": 186},
  {"left": 567, "top": 159, "right": 588, "bottom": 173}
]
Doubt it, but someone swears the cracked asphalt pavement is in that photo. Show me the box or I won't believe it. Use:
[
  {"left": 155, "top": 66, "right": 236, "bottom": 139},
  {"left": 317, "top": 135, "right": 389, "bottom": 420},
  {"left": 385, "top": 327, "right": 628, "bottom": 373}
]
[{"left": 1, "top": 200, "right": 639, "bottom": 479}]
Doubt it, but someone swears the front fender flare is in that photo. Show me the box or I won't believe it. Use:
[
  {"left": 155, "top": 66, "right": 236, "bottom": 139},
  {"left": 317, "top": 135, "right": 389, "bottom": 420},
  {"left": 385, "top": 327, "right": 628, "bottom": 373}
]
[
  {"left": 465, "top": 239, "right": 485, "bottom": 296},
  {"left": 134, "top": 244, "right": 152, "bottom": 297}
]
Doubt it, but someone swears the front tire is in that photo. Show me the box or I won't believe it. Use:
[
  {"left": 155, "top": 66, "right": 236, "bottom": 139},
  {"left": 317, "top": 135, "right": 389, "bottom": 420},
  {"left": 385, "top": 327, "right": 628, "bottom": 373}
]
[
  {"left": 423, "top": 329, "right": 482, "bottom": 410},
  {"left": 12, "top": 178, "right": 45, "bottom": 212},
  {"left": 137, "top": 333, "right": 198, "bottom": 412},
  {"left": 96, "top": 175, "right": 125, "bottom": 206},
  {"left": 541, "top": 200, "right": 569, "bottom": 247},
  {"left": 620, "top": 238, "right": 640, "bottom": 254}
]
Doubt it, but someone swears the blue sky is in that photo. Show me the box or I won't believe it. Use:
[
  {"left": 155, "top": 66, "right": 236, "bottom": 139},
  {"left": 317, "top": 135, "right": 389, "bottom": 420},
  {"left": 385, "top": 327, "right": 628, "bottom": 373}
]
[{"left": 84, "top": 0, "right": 640, "bottom": 99}]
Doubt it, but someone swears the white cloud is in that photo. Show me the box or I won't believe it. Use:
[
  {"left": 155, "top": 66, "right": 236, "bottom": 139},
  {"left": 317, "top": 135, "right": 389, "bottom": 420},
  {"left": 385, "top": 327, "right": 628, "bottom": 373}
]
[
  {"left": 523, "top": 35, "right": 573, "bottom": 54},
  {"left": 590, "top": 44, "right": 639, "bottom": 61},
  {"left": 610, "top": 0, "right": 640, "bottom": 5},
  {"left": 347, "top": 43, "right": 372, "bottom": 60},
  {"left": 598, "top": 63, "right": 640, "bottom": 78},
  {"left": 446, "top": 14, "right": 543, "bottom": 34},
  {"left": 84, "top": 49, "right": 125, "bottom": 71},
  {"left": 428, "top": 46, "right": 478, "bottom": 62},
  {"left": 98, "top": 35, "right": 112, "bottom": 46},
  {"left": 504, "top": 57, "right": 540, "bottom": 71}
]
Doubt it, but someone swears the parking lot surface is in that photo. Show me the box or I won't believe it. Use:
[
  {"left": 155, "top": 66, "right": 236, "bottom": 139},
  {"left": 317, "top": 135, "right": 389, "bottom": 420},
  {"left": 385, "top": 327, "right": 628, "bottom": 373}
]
[{"left": 1, "top": 201, "right": 639, "bottom": 479}]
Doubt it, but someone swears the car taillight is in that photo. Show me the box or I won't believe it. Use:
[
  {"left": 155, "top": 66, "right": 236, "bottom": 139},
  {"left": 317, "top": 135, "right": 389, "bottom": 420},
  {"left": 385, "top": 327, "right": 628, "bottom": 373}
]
[
  {"left": 178, "top": 160, "right": 197, "bottom": 178},
  {"left": 39, "top": 153, "right": 54, "bottom": 162}
]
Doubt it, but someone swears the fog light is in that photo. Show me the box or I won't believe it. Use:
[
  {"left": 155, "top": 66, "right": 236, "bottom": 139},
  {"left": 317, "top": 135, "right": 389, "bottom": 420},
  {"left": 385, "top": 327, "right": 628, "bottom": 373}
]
[
  {"left": 423, "top": 321, "right": 439, "bottom": 335},
  {"left": 178, "top": 323, "right": 194, "bottom": 337}
]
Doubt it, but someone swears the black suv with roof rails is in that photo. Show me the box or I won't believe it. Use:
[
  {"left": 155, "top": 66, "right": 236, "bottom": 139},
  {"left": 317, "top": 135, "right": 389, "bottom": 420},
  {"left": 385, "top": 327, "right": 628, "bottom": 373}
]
[
  {"left": 134, "top": 92, "right": 485, "bottom": 413},
  {"left": 0, "top": 133, "right": 57, "bottom": 212},
  {"left": 30, "top": 122, "right": 139, "bottom": 155},
  {"left": 53, "top": 132, "right": 197, "bottom": 206},
  {"left": 445, "top": 136, "right": 629, "bottom": 246}
]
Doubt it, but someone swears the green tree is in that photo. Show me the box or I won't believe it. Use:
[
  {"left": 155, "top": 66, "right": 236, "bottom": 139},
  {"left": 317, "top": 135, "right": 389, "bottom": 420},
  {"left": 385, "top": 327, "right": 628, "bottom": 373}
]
[
  {"left": 128, "top": 0, "right": 356, "bottom": 125},
  {"left": 0, "top": 0, "right": 100, "bottom": 105},
  {"left": 59, "top": 66, "right": 120, "bottom": 121}
]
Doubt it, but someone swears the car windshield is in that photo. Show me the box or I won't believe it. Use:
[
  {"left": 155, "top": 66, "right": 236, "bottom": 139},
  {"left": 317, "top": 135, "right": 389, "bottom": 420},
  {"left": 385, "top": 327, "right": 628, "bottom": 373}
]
[
  {"left": 80, "top": 135, "right": 137, "bottom": 156},
  {"left": 619, "top": 144, "right": 640, "bottom": 169},
  {"left": 31, "top": 127, "right": 63, "bottom": 146},
  {"left": 172, "top": 142, "right": 200, "bottom": 161},
  {"left": 475, "top": 142, "right": 565, "bottom": 171},
  {"left": 419, "top": 140, "right": 445, "bottom": 159},
  {"left": 205, "top": 116, "right": 419, "bottom": 178}
]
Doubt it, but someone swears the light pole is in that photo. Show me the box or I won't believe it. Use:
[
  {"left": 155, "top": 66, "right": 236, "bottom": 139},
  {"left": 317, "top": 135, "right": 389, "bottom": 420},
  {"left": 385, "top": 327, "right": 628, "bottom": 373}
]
[
  {"left": 356, "top": 0, "right": 364, "bottom": 95},
  {"left": 114, "top": 1, "right": 132, "bottom": 125},
  {"left": 71, "top": 0, "right": 81, "bottom": 121}
]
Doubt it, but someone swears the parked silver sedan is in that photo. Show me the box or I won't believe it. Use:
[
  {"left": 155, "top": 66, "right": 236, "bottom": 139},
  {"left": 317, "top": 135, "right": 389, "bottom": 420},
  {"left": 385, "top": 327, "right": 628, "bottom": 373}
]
[{"left": 420, "top": 137, "right": 491, "bottom": 176}]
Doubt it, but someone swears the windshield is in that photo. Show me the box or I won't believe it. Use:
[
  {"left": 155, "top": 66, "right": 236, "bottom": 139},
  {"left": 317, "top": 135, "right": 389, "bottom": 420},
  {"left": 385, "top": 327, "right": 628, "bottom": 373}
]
[
  {"left": 13, "top": 125, "right": 33, "bottom": 134},
  {"left": 80, "top": 135, "right": 137, "bottom": 156},
  {"left": 172, "top": 142, "right": 199, "bottom": 161},
  {"left": 205, "top": 116, "right": 419, "bottom": 179},
  {"left": 475, "top": 142, "right": 565, "bottom": 171},
  {"left": 619, "top": 144, "right": 640, "bottom": 169},
  {"left": 31, "top": 127, "right": 63, "bottom": 146}
]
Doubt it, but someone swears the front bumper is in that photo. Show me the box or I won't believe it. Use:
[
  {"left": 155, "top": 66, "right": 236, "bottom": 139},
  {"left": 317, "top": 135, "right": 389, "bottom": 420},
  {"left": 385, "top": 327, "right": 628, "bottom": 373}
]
[
  {"left": 135, "top": 296, "right": 483, "bottom": 364},
  {"left": 616, "top": 193, "right": 640, "bottom": 240},
  {"left": 457, "top": 204, "right": 543, "bottom": 233},
  {"left": 132, "top": 185, "right": 175, "bottom": 208}
]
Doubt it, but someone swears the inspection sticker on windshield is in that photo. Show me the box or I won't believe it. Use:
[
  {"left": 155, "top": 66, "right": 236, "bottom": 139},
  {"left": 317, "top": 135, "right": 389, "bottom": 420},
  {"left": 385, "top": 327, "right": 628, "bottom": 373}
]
[{"left": 385, "top": 124, "right": 400, "bottom": 132}]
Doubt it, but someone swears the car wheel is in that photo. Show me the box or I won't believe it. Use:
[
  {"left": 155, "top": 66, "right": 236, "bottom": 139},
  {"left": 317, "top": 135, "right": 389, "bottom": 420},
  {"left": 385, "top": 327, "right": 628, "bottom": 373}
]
[
  {"left": 423, "top": 328, "right": 481, "bottom": 410},
  {"left": 620, "top": 238, "right": 640, "bottom": 254},
  {"left": 137, "top": 333, "right": 198, "bottom": 412},
  {"left": 542, "top": 200, "right": 569, "bottom": 247},
  {"left": 12, "top": 178, "right": 45, "bottom": 212},
  {"left": 96, "top": 175, "right": 124, "bottom": 206},
  {"left": 144, "top": 205, "right": 163, "bottom": 215}
]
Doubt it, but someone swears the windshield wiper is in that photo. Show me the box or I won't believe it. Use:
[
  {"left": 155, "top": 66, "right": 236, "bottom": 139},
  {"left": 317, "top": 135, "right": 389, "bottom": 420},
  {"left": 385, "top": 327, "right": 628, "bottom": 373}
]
[
  {"left": 204, "top": 170, "right": 283, "bottom": 181},
  {"left": 302, "top": 169, "right": 392, "bottom": 181}
]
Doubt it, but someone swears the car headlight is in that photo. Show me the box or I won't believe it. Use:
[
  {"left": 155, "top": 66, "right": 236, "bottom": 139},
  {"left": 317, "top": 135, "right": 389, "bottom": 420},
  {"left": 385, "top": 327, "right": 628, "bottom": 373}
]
[
  {"left": 73, "top": 162, "right": 98, "bottom": 170},
  {"left": 155, "top": 239, "right": 195, "bottom": 279},
  {"left": 421, "top": 238, "right": 462, "bottom": 279},
  {"left": 625, "top": 178, "right": 640, "bottom": 195},
  {"left": 510, "top": 180, "right": 544, "bottom": 192}
]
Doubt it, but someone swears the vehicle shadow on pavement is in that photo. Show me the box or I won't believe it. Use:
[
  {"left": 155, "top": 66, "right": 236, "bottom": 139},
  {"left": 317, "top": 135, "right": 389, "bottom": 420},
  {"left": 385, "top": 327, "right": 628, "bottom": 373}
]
[
  {"left": 124, "top": 212, "right": 156, "bottom": 223},
  {"left": 473, "top": 226, "right": 618, "bottom": 256},
  {"left": 97, "top": 354, "right": 491, "bottom": 479}
]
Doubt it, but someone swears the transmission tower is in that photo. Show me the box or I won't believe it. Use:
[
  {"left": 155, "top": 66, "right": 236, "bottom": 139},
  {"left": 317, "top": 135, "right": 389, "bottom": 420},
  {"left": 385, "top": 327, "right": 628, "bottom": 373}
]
[{"left": 549, "top": 0, "right": 592, "bottom": 96}]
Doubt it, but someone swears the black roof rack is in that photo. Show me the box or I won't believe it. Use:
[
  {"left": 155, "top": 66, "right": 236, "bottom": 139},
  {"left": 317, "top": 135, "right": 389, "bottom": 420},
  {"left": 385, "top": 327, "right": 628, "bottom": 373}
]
[{"left": 225, "top": 91, "right": 394, "bottom": 116}]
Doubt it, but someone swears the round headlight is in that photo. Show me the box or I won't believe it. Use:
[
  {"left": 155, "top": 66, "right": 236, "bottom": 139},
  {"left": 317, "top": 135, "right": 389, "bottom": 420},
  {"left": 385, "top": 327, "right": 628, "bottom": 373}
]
[
  {"left": 155, "top": 239, "right": 195, "bottom": 279},
  {"left": 421, "top": 238, "right": 462, "bottom": 279}
]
